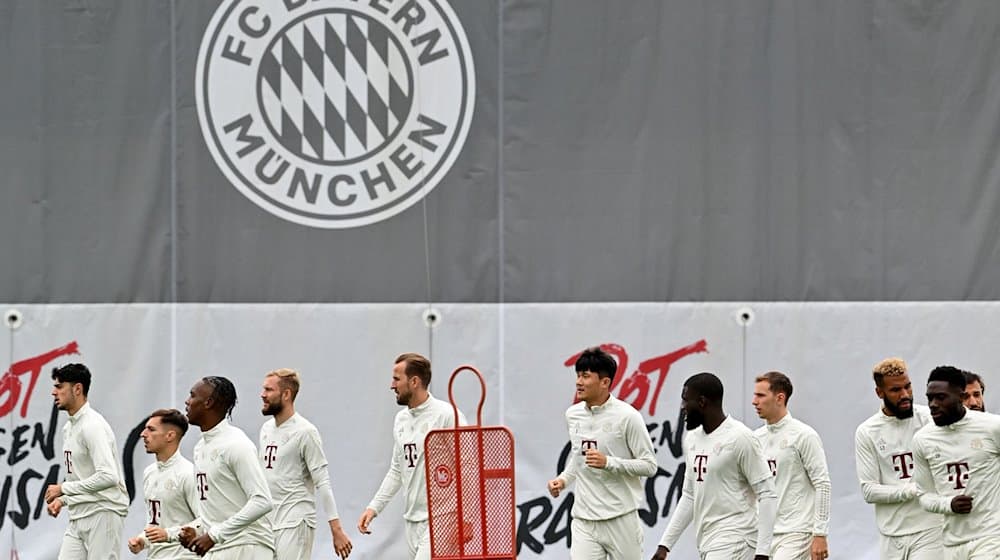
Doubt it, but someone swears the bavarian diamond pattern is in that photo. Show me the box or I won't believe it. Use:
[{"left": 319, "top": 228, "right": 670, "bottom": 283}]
[{"left": 259, "top": 13, "right": 412, "bottom": 163}]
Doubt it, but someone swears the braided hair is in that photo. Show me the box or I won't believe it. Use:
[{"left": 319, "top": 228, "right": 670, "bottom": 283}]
[{"left": 202, "top": 376, "right": 238, "bottom": 420}]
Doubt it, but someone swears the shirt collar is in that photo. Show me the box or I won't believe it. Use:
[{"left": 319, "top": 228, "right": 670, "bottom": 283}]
[
  {"left": 203, "top": 418, "right": 230, "bottom": 441},
  {"left": 586, "top": 394, "right": 616, "bottom": 413},
  {"left": 157, "top": 449, "right": 181, "bottom": 471},
  {"left": 68, "top": 401, "right": 92, "bottom": 424},
  {"left": 767, "top": 412, "right": 792, "bottom": 432},
  {"left": 408, "top": 394, "right": 436, "bottom": 416}
]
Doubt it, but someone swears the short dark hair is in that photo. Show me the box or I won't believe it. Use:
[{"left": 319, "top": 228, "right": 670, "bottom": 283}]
[
  {"left": 574, "top": 347, "right": 618, "bottom": 381},
  {"left": 395, "top": 353, "right": 432, "bottom": 388},
  {"left": 756, "top": 371, "right": 794, "bottom": 402},
  {"left": 202, "top": 376, "right": 238, "bottom": 419},
  {"left": 964, "top": 370, "right": 986, "bottom": 393},
  {"left": 928, "top": 365, "right": 966, "bottom": 391},
  {"left": 150, "top": 408, "right": 189, "bottom": 436},
  {"left": 684, "top": 372, "right": 724, "bottom": 404},
  {"left": 51, "top": 363, "right": 92, "bottom": 396}
]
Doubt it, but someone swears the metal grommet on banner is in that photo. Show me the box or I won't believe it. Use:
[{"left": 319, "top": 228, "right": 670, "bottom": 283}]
[
  {"left": 423, "top": 308, "right": 442, "bottom": 329},
  {"left": 733, "top": 306, "right": 755, "bottom": 327},
  {"left": 4, "top": 309, "right": 23, "bottom": 331}
]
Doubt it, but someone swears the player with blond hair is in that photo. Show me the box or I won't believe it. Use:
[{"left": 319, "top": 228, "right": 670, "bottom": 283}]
[
  {"left": 854, "top": 358, "right": 942, "bottom": 559},
  {"left": 260, "top": 368, "right": 352, "bottom": 559}
]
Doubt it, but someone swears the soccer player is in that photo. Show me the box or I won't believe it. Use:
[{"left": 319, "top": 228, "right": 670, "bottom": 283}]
[
  {"left": 752, "top": 371, "right": 831, "bottom": 560},
  {"left": 45, "top": 363, "right": 129, "bottom": 560},
  {"left": 962, "top": 370, "right": 986, "bottom": 413},
  {"left": 178, "top": 376, "right": 275, "bottom": 559},
  {"left": 127, "top": 409, "right": 200, "bottom": 559},
  {"left": 854, "top": 357, "right": 942, "bottom": 559},
  {"left": 259, "top": 368, "right": 352, "bottom": 559},
  {"left": 912, "top": 365, "right": 1000, "bottom": 559},
  {"left": 357, "top": 353, "right": 466, "bottom": 560},
  {"left": 546, "top": 347, "right": 658, "bottom": 559},
  {"left": 653, "top": 372, "right": 777, "bottom": 560}
]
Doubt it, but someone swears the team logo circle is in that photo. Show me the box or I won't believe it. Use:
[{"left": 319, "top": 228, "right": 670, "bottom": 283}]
[
  {"left": 197, "top": 0, "right": 475, "bottom": 228},
  {"left": 434, "top": 465, "right": 452, "bottom": 487}
]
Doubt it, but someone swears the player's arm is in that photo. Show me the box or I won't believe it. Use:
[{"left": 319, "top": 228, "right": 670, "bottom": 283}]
[
  {"left": 302, "top": 429, "right": 353, "bottom": 558},
  {"left": 206, "top": 444, "right": 274, "bottom": 545},
  {"left": 360, "top": 437, "right": 404, "bottom": 532},
  {"left": 912, "top": 441, "right": 964, "bottom": 514},
  {"left": 799, "top": 430, "right": 832, "bottom": 537},
  {"left": 61, "top": 425, "right": 122, "bottom": 497},
  {"left": 854, "top": 428, "right": 916, "bottom": 504},
  {"left": 741, "top": 434, "right": 777, "bottom": 558},
  {"left": 656, "top": 457, "right": 695, "bottom": 556},
  {"left": 605, "top": 411, "right": 658, "bottom": 477}
]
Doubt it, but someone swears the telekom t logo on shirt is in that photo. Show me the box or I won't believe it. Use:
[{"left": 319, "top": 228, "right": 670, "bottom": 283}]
[
  {"left": 946, "top": 462, "right": 970, "bottom": 490},
  {"left": 148, "top": 499, "right": 162, "bottom": 525},
  {"left": 891, "top": 452, "right": 914, "bottom": 479},
  {"left": 263, "top": 444, "right": 278, "bottom": 469},
  {"left": 64, "top": 451, "right": 73, "bottom": 474},
  {"left": 404, "top": 443, "right": 419, "bottom": 468},
  {"left": 693, "top": 454, "right": 709, "bottom": 481},
  {"left": 196, "top": 473, "right": 209, "bottom": 500}
]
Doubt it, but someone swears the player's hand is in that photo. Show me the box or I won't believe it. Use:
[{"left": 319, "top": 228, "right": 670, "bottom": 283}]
[
  {"left": 188, "top": 533, "right": 215, "bottom": 556},
  {"left": 650, "top": 545, "right": 668, "bottom": 560},
  {"left": 547, "top": 478, "right": 565, "bottom": 497},
  {"left": 127, "top": 537, "right": 145, "bottom": 554},
  {"left": 178, "top": 526, "right": 197, "bottom": 548},
  {"left": 331, "top": 519, "right": 353, "bottom": 558},
  {"left": 44, "top": 483, "right": 63, "bottom": 503},
  {"left": 811, "top": 535, "right": 829, "bottom": 560},
  {"left": 584, "top": 449, "right": 607, "bottom": 469},
  {"left": 951, "top": 494, "right": 973, "bottom": 514},
  {"left": 357, "top": 508, "right": 377, "bottom": 534},
  {"left": 47, "top": 498, "right": 63, "bottom": 517},
  {"left": 145, "top": 526, "right": 168, "bottom": 543}
]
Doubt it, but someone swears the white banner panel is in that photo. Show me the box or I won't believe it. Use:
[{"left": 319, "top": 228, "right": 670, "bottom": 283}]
[{"left": 0, "top": 303, "right": 996, "bottom": 559}]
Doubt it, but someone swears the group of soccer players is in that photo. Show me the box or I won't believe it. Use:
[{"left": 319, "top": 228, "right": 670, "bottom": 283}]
[
  {"left": 45, "top": 352, "right": 457, "bottom": 559},
  {"left": 43, "top": 348, "right": 998, "bottom": 560},
  {"left": 551, "top": 348, "right": 998, "bottom": 560}
]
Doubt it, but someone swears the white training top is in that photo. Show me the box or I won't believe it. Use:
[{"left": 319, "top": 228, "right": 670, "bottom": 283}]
[
  {"left": 367, "top": 394, "right": 466, "bottom": 522},
  {"left": 59, "top": 402, "right": 129, "bottom": 520},
  {"left": 192, "top": 419, "right": 274, "bottom": 551},
  {"left": 854, "top": 404, "right": 941, "bottom": 537},
  {"left": 659, "top": 416, "right": 775, "bottom": 554},
  {"left": 556, "top": 395, "right": 658, "bottom": 521},
  {"left": 260, "top": 412, "right": 341, "bottom": 530},
  {"left": 912, "top": 409, "right": 1000, "bottom": 547},
  {"left": 135, "top": 450, "right": 200, "bottom": 559},
  {"left": 754, "top": 413, "right": 832, "bottom": 535}
]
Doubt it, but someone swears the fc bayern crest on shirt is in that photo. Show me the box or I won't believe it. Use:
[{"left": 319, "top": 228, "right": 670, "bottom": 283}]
[{"left": 196, "top": 0, "right": 476, "bottom": 228}]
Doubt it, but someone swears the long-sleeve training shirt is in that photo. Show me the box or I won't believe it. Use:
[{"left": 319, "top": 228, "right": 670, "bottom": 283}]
[
  {"left": 135, "top": 451, "right": 200, "bottom": 559},
  {"left": 555, "top": 395, "right": 658, "bottom": 521},
  {"left": 60, "top": 402, "right": 129, "bottom": 520},
  {"left": 192, "top": 420, "right": 274, "bottom": 551},
  {"left": 367, "top": 394, "right": 466, "bottom": 522},
  {"left": 912, "top": 410, "right": 1000, "bottom": 547},
  {"left": 854, "top": 405, "right": 941, "bottom": 537},
  {"left": 754, "top": 413, "right": 832, "bottom": 535}
]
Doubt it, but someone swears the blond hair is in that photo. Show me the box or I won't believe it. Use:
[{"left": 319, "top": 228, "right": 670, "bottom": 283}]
[
  {"left": 873, "top": 357, "right": 907, "bottom": 387},
  {"left": 266, "top": 368, "right": 301, "bottom": 400}
]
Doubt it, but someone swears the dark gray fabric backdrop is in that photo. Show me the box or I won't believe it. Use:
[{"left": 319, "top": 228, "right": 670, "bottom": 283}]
[{"left": 3, "top": 0, "right": 1000, "bottom": 303}]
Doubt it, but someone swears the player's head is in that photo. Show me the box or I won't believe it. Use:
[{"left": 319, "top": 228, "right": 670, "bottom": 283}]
[
  {"left": 926, "top": 365, "right": 967, "bottom": 426},
  {"left": 51, "top": 363, "right": 91, "bottom": 413},
  {"left": 681, "top": 372, "right": 724, "bottom": 430},
  {"left": 142, "top": 408, "right": 189, "bottom": 455},
  {"left": 392, "top": 353, "right": 431, "bottom": 407},
  {"left": 753, "top": 371, "right": 793, "bottom": 422},
  {"left": 185, "top": 376, "right": 238, "bottom": 428},
  {"left": 962, "top": 370, "right": 986, "bottom": 412},
  {"left": 574, "top": 347, "right": 617, "bottom": 405},
  {"left": 872, "top": 357, "right": 913, "bottom": 419},
  {"left": 261, "top": 368, "right": 300, "bottom": 416}
]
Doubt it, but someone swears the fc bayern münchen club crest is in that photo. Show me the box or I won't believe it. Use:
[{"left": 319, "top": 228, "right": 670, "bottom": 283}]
[{"left": 196, "top": 0, "right": 475, "bottom": 228}]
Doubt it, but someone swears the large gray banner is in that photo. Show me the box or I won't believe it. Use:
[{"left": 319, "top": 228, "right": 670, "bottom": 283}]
[{"left": 3, "top": 0, "right": 1000, "bottom": 303}]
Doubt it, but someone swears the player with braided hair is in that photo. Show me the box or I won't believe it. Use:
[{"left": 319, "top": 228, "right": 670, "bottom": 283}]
[{"left": 179, "top": 376, "right": 275, "bottom": 559}]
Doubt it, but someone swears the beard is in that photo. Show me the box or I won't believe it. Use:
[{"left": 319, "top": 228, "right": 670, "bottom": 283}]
[
  {"left": 261, "top": 400, "right": 283, "bottom": 416},
  {"left": 883, "top": 396, "right": 914, "bottom": 419},
  {"left": 684, "top": 410, "right": 704, "bottom": 430}
]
